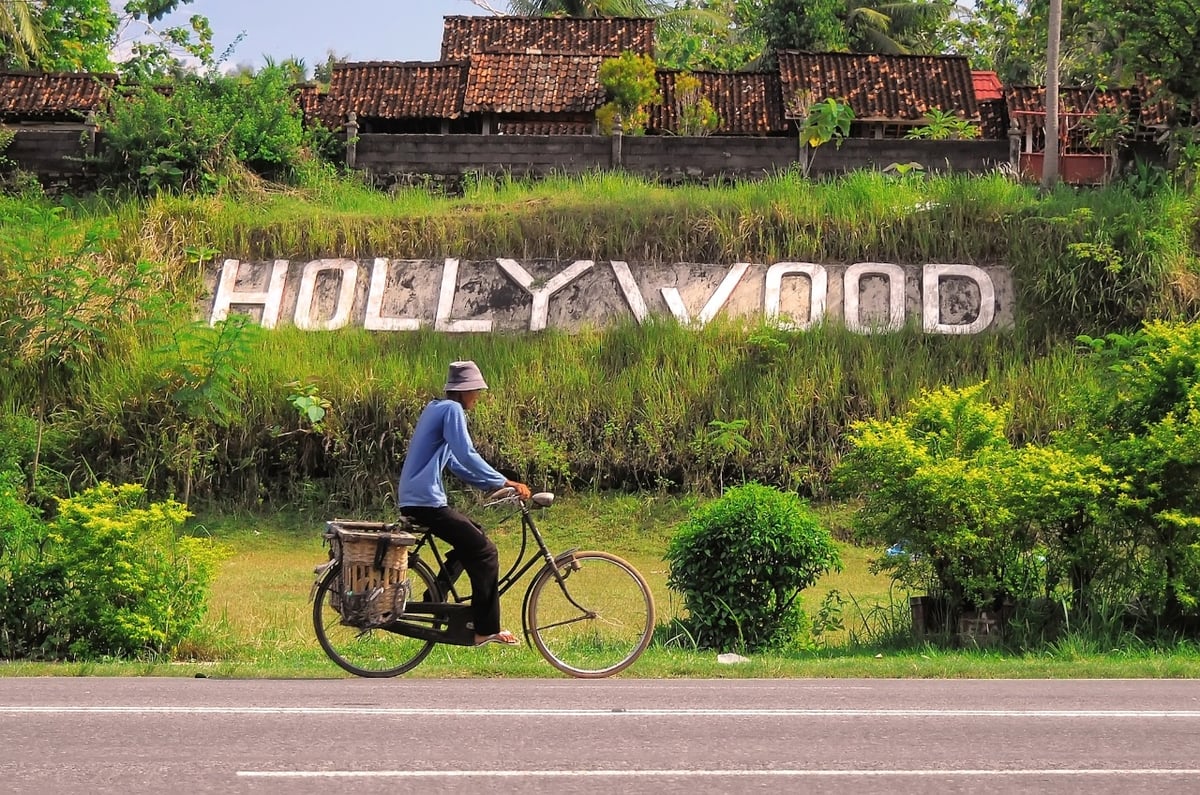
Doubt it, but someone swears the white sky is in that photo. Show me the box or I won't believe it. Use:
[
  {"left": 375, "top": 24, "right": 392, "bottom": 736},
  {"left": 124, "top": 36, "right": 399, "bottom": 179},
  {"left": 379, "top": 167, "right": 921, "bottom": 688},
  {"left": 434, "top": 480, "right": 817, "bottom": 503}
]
[{"left": 144, "top": 0, "right": 492, "bottom": 70}]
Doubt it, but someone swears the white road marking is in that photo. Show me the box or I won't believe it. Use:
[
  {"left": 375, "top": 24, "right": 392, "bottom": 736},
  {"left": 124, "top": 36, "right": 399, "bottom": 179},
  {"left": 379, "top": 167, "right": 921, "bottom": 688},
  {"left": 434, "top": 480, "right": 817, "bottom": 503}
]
[
  {"left": 236, "top": 769, "right": 1200, "bottom": 779},
  {"left": 3, "top": 706, "right": 1200, "bottom": 718}
]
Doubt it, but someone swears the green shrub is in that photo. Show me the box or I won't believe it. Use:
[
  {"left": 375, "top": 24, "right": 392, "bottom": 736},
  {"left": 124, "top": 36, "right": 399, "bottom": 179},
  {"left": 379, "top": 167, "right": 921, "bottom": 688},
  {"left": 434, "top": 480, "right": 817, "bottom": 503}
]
[
  {"left": 836, "top": 384, "right": 1037, "bottom": 614},
  {"left": 94, "top": 66, "right": 308, "bottom": 195},
  {"left": 665, "top": 482, "right": 841, "bottom": 651},
  {"left": 836, "top": 382, "right": 1126, "bottom": 638},
  {"left": 1067, "top": 322, "right": 1200, "bottom": 631},
  {"left": 0, "top": 482, "right": 224, "bottom": 659}
]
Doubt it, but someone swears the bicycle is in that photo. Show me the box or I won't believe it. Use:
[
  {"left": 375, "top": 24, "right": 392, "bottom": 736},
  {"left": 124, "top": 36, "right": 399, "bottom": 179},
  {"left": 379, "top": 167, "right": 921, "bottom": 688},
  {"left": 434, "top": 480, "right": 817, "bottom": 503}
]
[{"left": 312, "top": 488, "right": 655, "bottom": 679}]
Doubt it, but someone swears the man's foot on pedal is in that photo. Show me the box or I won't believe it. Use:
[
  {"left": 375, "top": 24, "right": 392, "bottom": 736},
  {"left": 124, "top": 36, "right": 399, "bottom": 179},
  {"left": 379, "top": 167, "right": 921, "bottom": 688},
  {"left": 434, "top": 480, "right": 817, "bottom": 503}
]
[{"left": 474, "top": 630, "right": 519, "bottom": 646}]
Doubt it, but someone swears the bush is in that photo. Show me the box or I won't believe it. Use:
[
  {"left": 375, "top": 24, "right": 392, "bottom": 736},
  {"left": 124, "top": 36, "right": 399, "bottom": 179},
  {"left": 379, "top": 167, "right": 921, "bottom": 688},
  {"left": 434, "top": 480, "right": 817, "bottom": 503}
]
[
  {"left": 0, "top": 482, "right": 224, "bottom": 659},
  {"left": 835, "top": 382, "right": 1121, "bottom": 634},
  {"left": 94, "top": 67, "right": 309, "bottom": 195},
  {"left": 1067, "top": 322, "right": 1200, "bottom": 631},
  {"left": 665, "top": 482, "right": 841, "bottom": 651}
]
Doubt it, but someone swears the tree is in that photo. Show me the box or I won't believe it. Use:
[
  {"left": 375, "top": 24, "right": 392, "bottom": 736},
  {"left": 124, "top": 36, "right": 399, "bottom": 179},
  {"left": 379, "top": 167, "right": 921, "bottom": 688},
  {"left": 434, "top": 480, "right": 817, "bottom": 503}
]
[
  {"left": 33, "top": 0, "right": 119, "bottom": 72},
  {"left": 1, "top": 1, "right": 203, "bottom": 74},
  {"left": 1097, "top": 0, "right": 1200, "bottom": 125},
  {"left": 753, "top": 0, "right": 953, "bottom": 60},
  {"left": 501, "top": 0, "right": 671, "bottom": 15},
  {"left": 654, "top": 0, "right": 767, "bottom": 71},
  {"left": 0, "top": 0, "right": 44, "bottom": 67}
]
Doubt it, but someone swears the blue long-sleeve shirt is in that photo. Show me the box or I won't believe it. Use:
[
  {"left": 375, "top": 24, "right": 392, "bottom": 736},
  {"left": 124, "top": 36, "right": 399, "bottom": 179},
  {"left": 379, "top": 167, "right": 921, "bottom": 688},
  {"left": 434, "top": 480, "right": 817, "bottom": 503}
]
[{"left": 397, "top": 399, "right": 507, "bottom": 508}]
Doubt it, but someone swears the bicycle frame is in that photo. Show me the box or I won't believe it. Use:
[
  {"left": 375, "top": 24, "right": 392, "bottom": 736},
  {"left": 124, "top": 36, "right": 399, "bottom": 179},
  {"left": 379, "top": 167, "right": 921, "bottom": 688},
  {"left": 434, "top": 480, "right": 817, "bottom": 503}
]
[{"left": 379, "top": 493, "right": 579, "bottom": 647}]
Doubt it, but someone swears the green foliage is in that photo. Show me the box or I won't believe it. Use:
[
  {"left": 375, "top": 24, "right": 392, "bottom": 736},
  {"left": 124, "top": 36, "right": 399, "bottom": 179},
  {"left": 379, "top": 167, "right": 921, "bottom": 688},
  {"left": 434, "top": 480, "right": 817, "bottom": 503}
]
[
  {"left": 904, "top": 108, "right": 981, "bottom": 141},
  {"left": 0, "top": 482, "right": 223, "bottom": 659},
  {"left": 794, "top": 96, "right": 854, "bottom": 177},
  {"left": 287, "top": 380, "right": 332, "bottom": 433},
  {"left": 152, "top": 315, "right": 259, "bottom": 504},
  {"left": 0, "top": 204, "right": 161, "bottom": 492},
  {"left": 93, "top": 67, "right": 309, "bottom": 195},
  {"left": 672, "top": 72, "right": 721, "bottom": 136},
  {"left": 835, "top": 383, "right": 1121, "bottom": 623},
  {"left": 836, "top": 384, "right": 1023, "bottom": 610},
  {"left": 33, "top": 0, "right": 120, "bottom": 72},
  {"left": 598, "top": 51, "right": 660, "bottom": 135},
  {"left": 1098, "top": 0, "right": 1199, "bottom": 125},
  {"left": 798, "top": 96, "right": 854, "bottom": 148},
  {"left": 1066, "top": 322, "right": 1200, "bottom": 630},
  {"left": 754, "top": 0, "right": 848, "bottom": 57},
  {"left": 654, "top": 0, "right": 766, "bottom": 71},
  {"left": 666, "top": 482, "right": 841, "bottom": 651}
]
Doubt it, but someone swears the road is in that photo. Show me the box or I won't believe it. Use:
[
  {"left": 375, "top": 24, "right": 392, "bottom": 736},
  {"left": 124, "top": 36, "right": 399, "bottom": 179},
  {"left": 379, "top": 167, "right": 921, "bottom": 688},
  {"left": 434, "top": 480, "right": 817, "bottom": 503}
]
[{"left": 2, "top": 677, "right": 1199, "bottom": 794}]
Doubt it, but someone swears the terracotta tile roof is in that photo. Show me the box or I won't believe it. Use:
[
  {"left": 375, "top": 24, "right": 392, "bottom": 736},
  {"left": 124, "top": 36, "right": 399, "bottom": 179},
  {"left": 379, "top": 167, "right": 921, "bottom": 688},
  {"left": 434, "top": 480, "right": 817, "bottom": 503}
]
[
  {"left": 0, "top": 71, "right": 117, "bottom": 121},
  {"left": 497, "top": 120, "right": 595, "bottom": 135},
  {"left": 441, "top": 15, "right": 655, "bottom": 59},
  {"left": 1005, "top": 85, "right": 1133, "bottom": 120},
  {"left": 972, "top": 70, "right": 1003, "bottom": 102},
  {"left": 322, "top": 61, "right": 468, "bottom": 123},
  {"left": 977, "top": 98, "right": 1008, "bottom": 139},
  {"left": 776, "top": 51, "right": 979, "bottom": 123},
  {"left": 293, "top": 83, "right": 334, "bottom": 127},
  {"left": 651, "top": 70, "right": 786, "bottom": 135},
  {"left": 463, "top": 52, "right": 605, "bottom": 114}
]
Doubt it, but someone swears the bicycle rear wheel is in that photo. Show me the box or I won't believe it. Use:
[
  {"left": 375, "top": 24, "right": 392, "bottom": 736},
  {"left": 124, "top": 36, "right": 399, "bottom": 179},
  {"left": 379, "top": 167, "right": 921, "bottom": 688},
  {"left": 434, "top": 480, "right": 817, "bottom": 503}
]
[
  {"left": 313, "top": 557, "right": 441, "bottom": 677},
  {"left": 525, "top": 550, "right": 655, "bottom": 678}
]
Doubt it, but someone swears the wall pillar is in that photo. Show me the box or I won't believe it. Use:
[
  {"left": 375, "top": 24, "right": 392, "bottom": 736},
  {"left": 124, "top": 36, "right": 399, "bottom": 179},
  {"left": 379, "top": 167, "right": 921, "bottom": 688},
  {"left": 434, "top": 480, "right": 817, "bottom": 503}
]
[
  {"left": 611, "top": 114, "right": 623, "bottom": 169},
  {"left": 345, "top": 112, "right": 358, "bottom": 169}
]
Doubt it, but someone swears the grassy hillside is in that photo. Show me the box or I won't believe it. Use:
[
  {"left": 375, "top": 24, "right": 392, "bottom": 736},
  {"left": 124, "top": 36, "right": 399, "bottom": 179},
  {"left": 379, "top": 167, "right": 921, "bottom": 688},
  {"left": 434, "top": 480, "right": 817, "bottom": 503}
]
[{"left": 2, "top": 169, "right": 1199, "bottom": 508}]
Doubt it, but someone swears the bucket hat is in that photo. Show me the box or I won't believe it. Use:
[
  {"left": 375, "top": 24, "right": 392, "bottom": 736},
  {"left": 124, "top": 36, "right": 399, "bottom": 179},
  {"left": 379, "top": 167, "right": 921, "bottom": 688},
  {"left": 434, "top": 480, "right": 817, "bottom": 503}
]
[{"left": 444, "top": 360, "right": 489, "bottom": 392}]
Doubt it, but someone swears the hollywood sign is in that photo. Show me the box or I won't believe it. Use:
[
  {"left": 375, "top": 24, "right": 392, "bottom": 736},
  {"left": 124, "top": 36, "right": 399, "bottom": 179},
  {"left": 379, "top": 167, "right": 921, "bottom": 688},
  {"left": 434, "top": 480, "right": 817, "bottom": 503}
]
[{"left": 206, "top": 257, "right": 1012, "bottom": 334}]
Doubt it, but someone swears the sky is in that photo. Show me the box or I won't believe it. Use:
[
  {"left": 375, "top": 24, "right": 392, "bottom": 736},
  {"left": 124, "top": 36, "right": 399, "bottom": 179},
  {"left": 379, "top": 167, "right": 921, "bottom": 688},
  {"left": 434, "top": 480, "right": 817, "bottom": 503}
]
[{"left": 149, "top": 0, "right": 492, "bottom": 71}]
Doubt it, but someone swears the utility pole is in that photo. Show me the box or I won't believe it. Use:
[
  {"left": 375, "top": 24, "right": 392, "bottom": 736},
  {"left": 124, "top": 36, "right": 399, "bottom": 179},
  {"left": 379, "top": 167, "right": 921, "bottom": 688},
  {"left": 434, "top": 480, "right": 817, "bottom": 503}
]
[{"left": 1041, "top": 0, "right": 1063, "bottom": 191}]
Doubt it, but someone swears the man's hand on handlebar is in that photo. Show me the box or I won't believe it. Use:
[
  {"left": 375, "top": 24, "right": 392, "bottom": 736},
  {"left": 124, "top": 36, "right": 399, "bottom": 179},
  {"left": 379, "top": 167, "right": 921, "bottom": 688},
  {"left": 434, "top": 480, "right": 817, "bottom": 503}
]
[{"left": 506, "top": 480, "right": 532, "bottom": 501}]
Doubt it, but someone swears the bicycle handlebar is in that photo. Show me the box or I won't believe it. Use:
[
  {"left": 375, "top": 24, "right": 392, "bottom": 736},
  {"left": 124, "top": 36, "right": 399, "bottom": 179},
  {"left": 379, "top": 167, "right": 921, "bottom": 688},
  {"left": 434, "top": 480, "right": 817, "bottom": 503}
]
[{"left": 484, "top": 487, "right": 555, "bottom": 508}]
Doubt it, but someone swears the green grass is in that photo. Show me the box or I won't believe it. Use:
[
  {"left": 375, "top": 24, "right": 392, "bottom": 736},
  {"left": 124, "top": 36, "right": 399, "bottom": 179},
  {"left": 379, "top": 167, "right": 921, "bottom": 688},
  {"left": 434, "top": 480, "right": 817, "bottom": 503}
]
[{"left": 4, "top": 494, "right": 1200, "bottom": 679}]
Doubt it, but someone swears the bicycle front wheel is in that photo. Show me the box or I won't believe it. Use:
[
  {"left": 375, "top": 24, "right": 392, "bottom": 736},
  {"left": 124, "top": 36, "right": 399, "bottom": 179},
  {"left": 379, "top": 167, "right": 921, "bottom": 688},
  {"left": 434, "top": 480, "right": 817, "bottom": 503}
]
[
  {"left": 313, "top": 557, "right": 440, "bottom": 677},
  {"left": 525, "top": 550, "right": 655, "bottom": 678}
]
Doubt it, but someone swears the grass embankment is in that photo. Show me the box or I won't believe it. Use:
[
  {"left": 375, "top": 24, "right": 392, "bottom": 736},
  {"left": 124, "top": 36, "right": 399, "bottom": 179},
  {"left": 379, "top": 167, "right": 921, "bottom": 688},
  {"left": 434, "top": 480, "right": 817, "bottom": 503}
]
[{"left": 5, "top": 171, "right": 1199, "bottom": 507}]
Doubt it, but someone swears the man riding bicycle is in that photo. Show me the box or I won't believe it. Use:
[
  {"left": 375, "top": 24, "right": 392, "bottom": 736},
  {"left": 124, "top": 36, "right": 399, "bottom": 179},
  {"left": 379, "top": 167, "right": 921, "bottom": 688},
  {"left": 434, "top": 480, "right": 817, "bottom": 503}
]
[{"left": 397, "top": 360, "right": 531, "bottom": 647}]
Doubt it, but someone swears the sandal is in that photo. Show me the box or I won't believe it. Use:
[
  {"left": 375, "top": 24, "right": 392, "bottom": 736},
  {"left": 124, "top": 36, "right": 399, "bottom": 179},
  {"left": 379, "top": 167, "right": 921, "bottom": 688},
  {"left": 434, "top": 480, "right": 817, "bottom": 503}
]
[{"left": 474, "top": 631, "right": 519, "bottom": 647}]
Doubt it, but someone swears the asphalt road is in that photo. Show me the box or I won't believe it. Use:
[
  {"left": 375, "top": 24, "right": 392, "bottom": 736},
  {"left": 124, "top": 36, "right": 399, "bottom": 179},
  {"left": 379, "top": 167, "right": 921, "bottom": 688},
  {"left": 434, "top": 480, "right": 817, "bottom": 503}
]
[{"left": 2, "top": 677, "right": 1199, "bottom": 794}]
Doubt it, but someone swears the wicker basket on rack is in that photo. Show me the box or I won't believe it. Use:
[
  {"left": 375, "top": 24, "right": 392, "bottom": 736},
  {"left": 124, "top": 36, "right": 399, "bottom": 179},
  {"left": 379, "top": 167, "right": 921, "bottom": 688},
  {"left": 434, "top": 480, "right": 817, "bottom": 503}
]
[{"left": 326, "top": 520, "right": 417, "bottom": 627}]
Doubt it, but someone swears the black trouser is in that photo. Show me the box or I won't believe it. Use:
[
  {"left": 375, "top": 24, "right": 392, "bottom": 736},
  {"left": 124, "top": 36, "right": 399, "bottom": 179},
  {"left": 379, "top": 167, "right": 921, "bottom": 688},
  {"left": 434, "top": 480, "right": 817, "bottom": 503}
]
[{"left": 400, "top": 505, "right": 501, "bottom": 636}]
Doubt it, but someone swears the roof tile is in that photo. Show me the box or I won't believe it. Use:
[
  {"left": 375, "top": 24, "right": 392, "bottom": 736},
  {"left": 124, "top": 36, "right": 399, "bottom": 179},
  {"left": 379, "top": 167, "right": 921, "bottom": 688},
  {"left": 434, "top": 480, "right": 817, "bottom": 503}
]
[
  {"left": 651, "top": 70, "right": 786, "bottom": 135},
  {"left": 323, "top": 61, "right": 467, "bottom": 123},
  {"left": 441, "top": 15, "right": 654, "bottom": 59},
  {"left": 0, "top": 71, "right": 117, "bottom": 120},
  {"left": 463, "top": 52, "right": 605, "bottom": 114},
  {"left": 777, "top": 51, "right": 978, "bottom": 123}
]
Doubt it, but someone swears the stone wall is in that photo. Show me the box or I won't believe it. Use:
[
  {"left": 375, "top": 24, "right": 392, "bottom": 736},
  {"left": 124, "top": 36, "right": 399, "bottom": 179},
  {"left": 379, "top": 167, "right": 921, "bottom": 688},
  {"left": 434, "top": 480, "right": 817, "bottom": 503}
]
[
  {"left": 353, "top": 133, "right": 1011, "bottom": 185},
  {"left": 4, "top": 125, "right": 1011, "bottom": 191},
  {"left": 1, "top": 126, "right": 98, "bottom": 193}
]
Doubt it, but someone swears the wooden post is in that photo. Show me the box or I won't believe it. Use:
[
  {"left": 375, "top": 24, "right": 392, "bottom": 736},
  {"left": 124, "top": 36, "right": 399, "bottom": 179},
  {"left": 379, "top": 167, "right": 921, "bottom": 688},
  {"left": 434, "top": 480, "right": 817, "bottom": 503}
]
[
  {"left": 345, "top": 112, "right": 358, "bottom": 169},
  {"left": 1008, "top": 120, "right": 1022, "bottom": 174},
  {"left": 611, "top": 113, "right": 623, "bottom": 169}
]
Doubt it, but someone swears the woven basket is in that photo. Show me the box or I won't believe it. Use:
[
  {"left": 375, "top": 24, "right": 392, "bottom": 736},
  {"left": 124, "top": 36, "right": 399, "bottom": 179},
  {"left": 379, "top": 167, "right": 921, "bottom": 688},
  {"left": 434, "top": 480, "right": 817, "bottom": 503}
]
[{"left": 327, "top": 522, "right": 417, "bottom": 627}]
